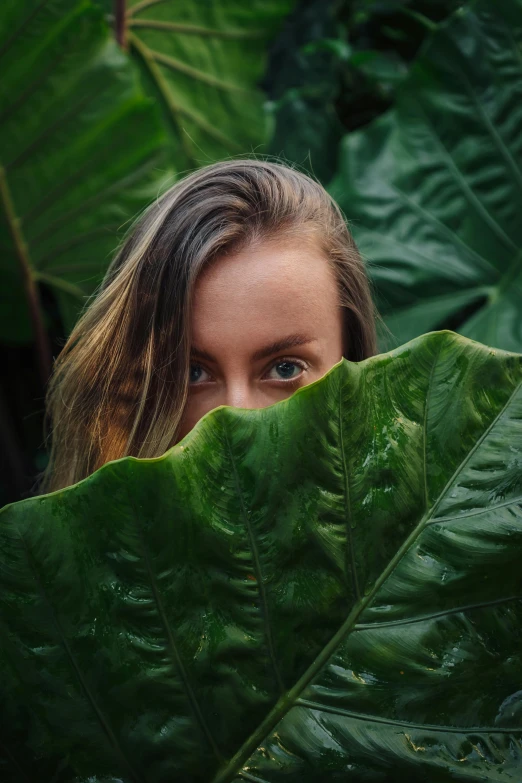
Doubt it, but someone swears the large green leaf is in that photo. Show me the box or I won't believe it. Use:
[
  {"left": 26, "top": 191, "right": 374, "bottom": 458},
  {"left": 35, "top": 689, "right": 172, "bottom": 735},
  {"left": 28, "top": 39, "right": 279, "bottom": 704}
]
[
  {"left": 0, "top": 331, "right": 521, "bottom": 781},
  {"left": 120, "top": 0, "right": 294, "bottom": 168},
  {"left": 0, "top": 0, "right": 168, "bottom": 344},
  {"left": 329, "top": 0, "right": 522, "bottom": 352}
]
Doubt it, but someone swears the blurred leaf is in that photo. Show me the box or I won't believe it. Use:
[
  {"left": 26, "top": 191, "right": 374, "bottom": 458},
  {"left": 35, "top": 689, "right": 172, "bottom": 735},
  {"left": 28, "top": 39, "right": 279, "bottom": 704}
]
[
  {"left": 330, "top": 0, "right": 522, "bottom": 352},
  {"left": 0, "top": 0, "right": 168, "bottom": 343},
  {"left": 334, "top": 0, "right": 469, "bottom": 132},
  {"left": 263, "top": 0, "right": 346, "bottom": 182},
  {"left": 349, "top": 48, "right": 408, "bottom": 92},
  {"left": 301, "top": 37, "right": 352, "bottom": 60},
  {"left": 122, "top": 0, "right": 294, "bottom": 168},
  {"left": 1, "top": 331, "right": 522, "bottom": 781},
  {"left": 262, "top": 0, "right": 460, "bottom": 179}
]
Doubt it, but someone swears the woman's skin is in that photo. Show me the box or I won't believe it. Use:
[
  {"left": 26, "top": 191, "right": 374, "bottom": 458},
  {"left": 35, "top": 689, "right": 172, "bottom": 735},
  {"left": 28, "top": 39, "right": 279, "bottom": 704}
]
[{"left": 177, "top": 236, "right": 345, "bottom": 441}]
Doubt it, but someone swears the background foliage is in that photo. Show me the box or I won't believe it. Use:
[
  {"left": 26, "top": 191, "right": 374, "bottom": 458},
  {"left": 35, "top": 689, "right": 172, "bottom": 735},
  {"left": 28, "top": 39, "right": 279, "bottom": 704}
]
[{"left": 1, "top": 0, "right": 521, "bottom": 505}]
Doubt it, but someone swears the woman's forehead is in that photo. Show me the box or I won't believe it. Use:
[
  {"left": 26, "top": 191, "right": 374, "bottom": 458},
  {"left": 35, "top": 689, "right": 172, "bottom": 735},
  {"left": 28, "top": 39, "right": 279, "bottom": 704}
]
[
  {"left": 193, "top": 238, "right": 337, "bottom": 309},
  {"left": 189, "top": 239, "right": 342, "bottom": 360}
]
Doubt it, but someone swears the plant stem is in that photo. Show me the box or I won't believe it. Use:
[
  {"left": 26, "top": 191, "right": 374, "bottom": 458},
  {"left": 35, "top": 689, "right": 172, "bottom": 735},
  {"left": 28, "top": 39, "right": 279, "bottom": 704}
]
[
  {"left": 114, "top": 0, "right": 127, "bottom": 49},
  {"left": 0, "top": 165, "right": 51, "bottom": 387}
]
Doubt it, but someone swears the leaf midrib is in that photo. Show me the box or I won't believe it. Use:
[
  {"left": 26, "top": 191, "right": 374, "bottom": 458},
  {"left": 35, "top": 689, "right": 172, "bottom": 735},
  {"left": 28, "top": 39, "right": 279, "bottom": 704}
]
[
  {"left": 212, "top": 354, "right": 522, "bottom": 783},
  {"left": 338, "top": 375, "right": 359, "bottom": 600},
  {"left": 411, "top": 98, "right": 518, "bottom": 256},
  {"left": 446, "top": 29, "right": 522, "bottom": 196},
  {"left": 223, "top": 421, "right": 285, "bottom": 695},
  {"left": 423, "top": 340, "right": 442, "bottom": 511}
]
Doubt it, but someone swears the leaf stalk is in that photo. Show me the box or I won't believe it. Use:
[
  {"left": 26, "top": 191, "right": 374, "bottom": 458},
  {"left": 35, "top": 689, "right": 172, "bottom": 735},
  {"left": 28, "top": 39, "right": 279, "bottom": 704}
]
[
  {"left": 0, "top": 165, "right": 51, "bottom": 386},
  {"left": 114, "top": 0, "right": 127, "bottom": 49}
]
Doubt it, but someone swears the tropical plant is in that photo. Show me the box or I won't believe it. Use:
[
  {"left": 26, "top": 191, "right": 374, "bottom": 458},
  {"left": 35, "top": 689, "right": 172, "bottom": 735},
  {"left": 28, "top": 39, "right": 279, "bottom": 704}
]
[
  {"left": 329, "top": 0, "right": 522, "bottom": 352},
  {"left": 1, "top": 330, "right": 521, "bottom": 782},
  {"left": 264, "top": 0, "right": 466, "bottom": 185},
  {"left": 0, "top": 0, "right": 167, "bottom": 379},
  {"left": 106, "top": 0, "right": 295, "bottom": 169}
]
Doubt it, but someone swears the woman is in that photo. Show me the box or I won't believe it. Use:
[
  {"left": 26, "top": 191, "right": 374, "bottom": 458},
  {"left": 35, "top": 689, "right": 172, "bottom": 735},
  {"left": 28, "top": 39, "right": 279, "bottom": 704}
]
[{"left": 43, "top": 158, "right": 378, "bottom": 492}]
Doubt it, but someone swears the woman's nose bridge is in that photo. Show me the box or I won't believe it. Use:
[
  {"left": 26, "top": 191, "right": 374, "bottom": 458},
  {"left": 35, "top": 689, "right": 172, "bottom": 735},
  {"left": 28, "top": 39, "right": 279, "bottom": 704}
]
[{"left": 224, "top": 379, "right": 258, "bottom": 410}]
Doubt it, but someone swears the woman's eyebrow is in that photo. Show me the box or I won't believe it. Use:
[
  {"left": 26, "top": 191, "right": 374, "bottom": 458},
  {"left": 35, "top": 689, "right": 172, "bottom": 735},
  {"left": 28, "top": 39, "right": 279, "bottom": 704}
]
[
  {"left": 190, "top": 334, "right": 316, "bottom": 364},
  {"left": 251, "top": 334, "right": 316, "bottom": 361}
]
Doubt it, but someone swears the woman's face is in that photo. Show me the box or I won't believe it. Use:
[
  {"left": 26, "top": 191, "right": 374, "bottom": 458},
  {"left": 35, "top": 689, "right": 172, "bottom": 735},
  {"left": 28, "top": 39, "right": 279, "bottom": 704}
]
[{"left": 177, "top": 237, "right": 344, "bottom": 441}]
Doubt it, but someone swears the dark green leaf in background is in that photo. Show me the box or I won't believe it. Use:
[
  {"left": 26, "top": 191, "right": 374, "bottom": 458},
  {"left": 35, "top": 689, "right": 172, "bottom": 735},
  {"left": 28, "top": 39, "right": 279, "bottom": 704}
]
[
  {"left": 261, "top": 0, "right": 347, "bottom": 184},
  {"left": 260, "top": 0, "right": 472, "bottom": 184},
  {"left": 1, "top": 331, "right": 521, "bottom": 781},
  {"left": 329, "top": 0, "right": 522, "bottom": 352},
  {"left": 0, "top": 0, "right": 169, "bottom": 344},
  {"left": 122, "top": 0, "right": 295, "bottom": 169}
]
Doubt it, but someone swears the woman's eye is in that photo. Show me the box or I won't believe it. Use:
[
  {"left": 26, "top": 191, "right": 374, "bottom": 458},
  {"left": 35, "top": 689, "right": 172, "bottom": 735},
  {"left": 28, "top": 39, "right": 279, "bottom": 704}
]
[
  {"left": 266, "top": 360, "right": 305, "bottom": 381},
  {"left": 189, "top": 364, "right": 211, "bottom": 384}
]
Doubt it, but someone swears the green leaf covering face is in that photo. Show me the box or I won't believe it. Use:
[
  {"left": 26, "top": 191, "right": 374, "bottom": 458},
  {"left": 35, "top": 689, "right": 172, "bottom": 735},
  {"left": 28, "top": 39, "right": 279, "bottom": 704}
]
[
  {"left": 178, "top": 236, "right": 345, "bottom": 441},
  {"left": 1, "top": 331, "right": 521, "bottom": 781}
]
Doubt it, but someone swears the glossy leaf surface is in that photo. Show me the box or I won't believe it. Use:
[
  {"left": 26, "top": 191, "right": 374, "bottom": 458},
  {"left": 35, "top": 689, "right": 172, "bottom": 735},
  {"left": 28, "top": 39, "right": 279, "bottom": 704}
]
[
  {"left": 0, "top": 0, "right": 167, "bottom": 342},
  {"left": 329, "top": 0, "right": 522, "bottom": 352},
  {"left": 123, "top": 0, "right": 294, "bottom": 168},
  {"left": 0, "top": 332, "right": 521, "bottom": 781}
]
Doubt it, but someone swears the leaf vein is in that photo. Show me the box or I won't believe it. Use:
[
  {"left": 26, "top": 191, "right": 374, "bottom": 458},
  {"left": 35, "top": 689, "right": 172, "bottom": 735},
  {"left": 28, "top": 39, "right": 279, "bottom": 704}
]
[
  {"left": 0, "top": 0, "right": 50, "bottom": 62},
  {"left": 448, "top": 39, "right": 522, "bottom": 195},
  {"left": 412, "top": 98, "right": 518, "bottom": 255},
  {"left": 355, "top": 594, "right": 521, "bottom": 630},
  {"left": 295, "top": 699, "right": 522, "bottom": 734},
  {"left": 127, "top": 482, "right": 222, "bottom": 762},
  {"left": 18, "top": 528, "right": 143, "bottom": 783},
  {"left": 222, "top": 421, "right": 285, "bottom": 694},
  {"left": 431, "top": 495, "right": 522, "bottom": 524}
]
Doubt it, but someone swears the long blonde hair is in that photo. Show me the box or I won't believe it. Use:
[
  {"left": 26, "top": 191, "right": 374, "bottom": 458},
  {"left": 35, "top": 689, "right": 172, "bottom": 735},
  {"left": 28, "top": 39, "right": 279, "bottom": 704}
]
[{"left": 43, "top": 158, "right": 378, "bottom": 492}]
